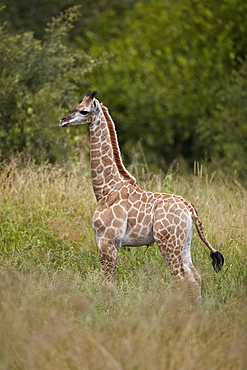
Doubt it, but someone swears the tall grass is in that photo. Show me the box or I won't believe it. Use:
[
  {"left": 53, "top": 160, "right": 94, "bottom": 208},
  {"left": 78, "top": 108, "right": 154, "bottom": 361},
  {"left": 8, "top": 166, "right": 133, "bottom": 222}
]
[{"left": 0, "top": 157, "right": 246, "bottom": 369}]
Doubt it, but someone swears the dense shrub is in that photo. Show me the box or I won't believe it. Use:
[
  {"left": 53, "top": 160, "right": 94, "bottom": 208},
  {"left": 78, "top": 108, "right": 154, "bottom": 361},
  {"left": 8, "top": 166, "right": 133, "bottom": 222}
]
[{"left": 0, "top": 6, "right": 95, "bottom": 162}]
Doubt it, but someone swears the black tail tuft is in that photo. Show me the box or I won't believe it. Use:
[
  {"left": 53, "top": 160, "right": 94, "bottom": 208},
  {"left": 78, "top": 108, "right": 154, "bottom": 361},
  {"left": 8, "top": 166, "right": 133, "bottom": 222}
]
[{"left": 210, "top": 251, "right": 224, "bottom": 273}]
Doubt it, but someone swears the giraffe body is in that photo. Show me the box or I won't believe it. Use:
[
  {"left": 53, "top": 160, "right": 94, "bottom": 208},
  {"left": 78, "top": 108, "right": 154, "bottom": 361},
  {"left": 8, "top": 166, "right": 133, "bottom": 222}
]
[{"left": 59, "top": 91, "right": 224, "bottom": 302}]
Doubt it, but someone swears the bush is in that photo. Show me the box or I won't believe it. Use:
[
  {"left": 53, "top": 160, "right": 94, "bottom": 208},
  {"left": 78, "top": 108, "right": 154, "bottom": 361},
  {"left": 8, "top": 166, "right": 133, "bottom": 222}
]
[
  {"left": 0, "top": 6, "right": 95, "bottom": 162},
  {"left": 197, "top": 60, "right": 247, "bottom": 177}
]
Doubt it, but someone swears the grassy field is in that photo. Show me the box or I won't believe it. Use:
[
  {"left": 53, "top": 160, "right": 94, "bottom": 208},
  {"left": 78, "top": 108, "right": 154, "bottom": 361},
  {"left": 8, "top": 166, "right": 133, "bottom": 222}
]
[{"left": 0, "top": 157, "right": 246, "bottom": 369}]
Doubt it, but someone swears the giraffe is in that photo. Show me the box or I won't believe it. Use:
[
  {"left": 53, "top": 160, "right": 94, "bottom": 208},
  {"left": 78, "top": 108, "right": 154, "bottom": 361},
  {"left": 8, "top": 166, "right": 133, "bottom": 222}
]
[{"left": 59, "top": 91, "right": 224, "bottom": 303}]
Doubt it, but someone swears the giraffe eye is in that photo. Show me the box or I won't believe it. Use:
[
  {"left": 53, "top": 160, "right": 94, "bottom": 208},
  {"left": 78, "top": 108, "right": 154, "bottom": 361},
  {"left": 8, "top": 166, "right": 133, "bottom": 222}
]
[{"left": 79, "top": 110, "right": 89, "bottom": 115}]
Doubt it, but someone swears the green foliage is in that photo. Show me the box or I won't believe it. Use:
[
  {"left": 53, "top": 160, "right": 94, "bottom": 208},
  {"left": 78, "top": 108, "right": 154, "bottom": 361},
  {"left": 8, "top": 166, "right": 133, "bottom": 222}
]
[
  {"left": 0, "top": 0, "right": 247, "bottom": 175},
  {"left": 197, "top": 60, "right": 247, "bottom": 176},
  {"left": 1, "top": 0, "right": 138, "bottom": 39},
  {"left": 83, "top": 0, "right": 247, "bottom": 174},
  {"left": 0, "top": 6, "right": 95, "bottom": 162},
  {"left": 0, "top": 0, "right": 76, "bottom": 38}
]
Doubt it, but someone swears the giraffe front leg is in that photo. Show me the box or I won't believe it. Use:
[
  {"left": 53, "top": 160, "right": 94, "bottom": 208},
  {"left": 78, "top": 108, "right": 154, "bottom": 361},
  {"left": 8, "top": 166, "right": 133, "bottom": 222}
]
[{"left": 98, "top": 238, "right": 118, "bottom": 285}]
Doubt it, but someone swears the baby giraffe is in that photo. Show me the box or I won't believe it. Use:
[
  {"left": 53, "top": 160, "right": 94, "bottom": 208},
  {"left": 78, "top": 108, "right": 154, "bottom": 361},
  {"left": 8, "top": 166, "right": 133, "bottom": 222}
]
[{"left": 59, "top": 91, "right": 224, "bottom": 304}]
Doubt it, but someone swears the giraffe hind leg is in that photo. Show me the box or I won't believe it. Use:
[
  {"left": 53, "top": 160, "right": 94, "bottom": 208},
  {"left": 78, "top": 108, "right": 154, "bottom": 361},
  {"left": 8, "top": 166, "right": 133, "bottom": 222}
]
[
  {"left": 155, "top": 239, "right": 186, "bottom": 283},
  {"left": 155, "top": 237, "right": 202, "bottom": 306},
  {"left": 182, "top": 224, "right": 202, "bottom": 305}
]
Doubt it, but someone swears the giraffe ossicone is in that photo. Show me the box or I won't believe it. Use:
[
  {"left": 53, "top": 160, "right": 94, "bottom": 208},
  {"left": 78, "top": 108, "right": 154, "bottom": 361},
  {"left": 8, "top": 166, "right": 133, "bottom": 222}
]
[{"left": 59, "top": 91, "right": 224, "bottom": 303}]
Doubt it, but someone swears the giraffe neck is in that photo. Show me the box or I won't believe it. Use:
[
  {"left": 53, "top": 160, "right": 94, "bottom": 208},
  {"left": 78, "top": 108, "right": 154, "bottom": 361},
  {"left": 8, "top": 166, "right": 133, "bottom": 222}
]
[{"left": 89, "top": 104, "right": 136, "bottom": 201}]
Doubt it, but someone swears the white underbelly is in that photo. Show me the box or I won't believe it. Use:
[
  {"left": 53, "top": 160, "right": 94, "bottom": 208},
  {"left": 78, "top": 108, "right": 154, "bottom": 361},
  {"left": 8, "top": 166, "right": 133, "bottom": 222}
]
[{"left": 121, "top": 232, "right": 154, "bottom": 247}]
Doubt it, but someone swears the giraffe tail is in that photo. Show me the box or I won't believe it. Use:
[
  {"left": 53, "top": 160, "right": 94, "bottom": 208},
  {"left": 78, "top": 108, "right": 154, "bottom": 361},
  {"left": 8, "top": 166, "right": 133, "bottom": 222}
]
[
  {"left": 210, "top": 251, "right": 225, "bottom": 273},
  {"left": 191, "top": 213, "right": 224, "bottom": 273}
]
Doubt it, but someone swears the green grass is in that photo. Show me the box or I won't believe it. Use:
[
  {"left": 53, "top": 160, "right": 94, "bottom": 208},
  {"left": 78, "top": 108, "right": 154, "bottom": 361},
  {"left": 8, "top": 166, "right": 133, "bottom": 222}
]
[{"left": 0, "top": 157, "right": 246, "bottom": 369}]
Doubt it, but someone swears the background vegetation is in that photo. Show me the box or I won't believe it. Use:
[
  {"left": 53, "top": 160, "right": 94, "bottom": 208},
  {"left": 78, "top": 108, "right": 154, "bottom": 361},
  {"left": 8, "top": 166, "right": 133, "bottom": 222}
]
[
  {"left": 0, "top": 1, "right": 246, "bottom": 368},
  {"left": 0, "top": 0, "right": 247, "bottom": 175}
]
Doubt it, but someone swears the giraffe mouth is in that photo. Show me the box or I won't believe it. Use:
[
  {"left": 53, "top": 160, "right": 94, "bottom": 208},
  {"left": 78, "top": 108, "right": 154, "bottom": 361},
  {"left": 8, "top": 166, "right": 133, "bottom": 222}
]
[{"left": 59, "top": 120, "right": 69, "bottom": 127}]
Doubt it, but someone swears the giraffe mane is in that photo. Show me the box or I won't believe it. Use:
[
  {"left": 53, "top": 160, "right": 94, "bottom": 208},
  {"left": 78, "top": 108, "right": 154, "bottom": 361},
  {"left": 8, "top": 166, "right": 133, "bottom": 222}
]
[{"left": 101, "top": 104, "right": 136, "bottom": 185}]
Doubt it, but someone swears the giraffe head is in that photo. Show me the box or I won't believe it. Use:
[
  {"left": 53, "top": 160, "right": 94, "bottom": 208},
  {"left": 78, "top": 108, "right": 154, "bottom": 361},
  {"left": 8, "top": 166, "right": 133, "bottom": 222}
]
[{"left": 59, "top": 91, "right": 99, "bottom": 127}]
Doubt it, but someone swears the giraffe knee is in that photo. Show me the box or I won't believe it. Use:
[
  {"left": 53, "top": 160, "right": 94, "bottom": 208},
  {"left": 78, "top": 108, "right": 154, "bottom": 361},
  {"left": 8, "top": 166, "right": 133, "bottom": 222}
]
[
  {"left": 98, "top": 239, "right": 117, "bottom": 259},
  {"left": 170, "top": 262, "right": 186, "bottom": 280}
]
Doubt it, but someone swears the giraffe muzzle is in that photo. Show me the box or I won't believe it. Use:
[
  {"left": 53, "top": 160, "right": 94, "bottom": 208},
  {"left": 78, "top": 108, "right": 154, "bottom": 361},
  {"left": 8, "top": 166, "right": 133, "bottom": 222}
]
[{"left": 59, "top": 119, "right": 69, "bottom": 127}]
